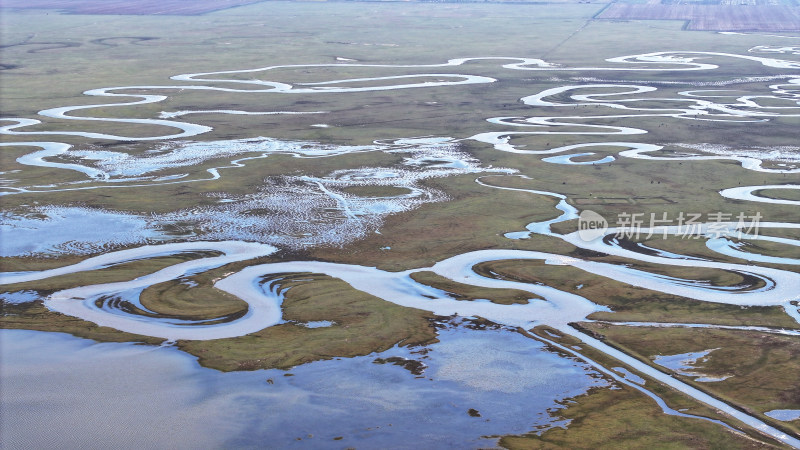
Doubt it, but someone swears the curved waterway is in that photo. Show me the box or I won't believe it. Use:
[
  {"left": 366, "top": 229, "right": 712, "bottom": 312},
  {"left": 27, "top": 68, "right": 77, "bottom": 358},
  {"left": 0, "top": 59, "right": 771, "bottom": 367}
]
[
  {"left": 3, "top": 49, "right": 800, "bottom": 446},
  {"left": 4, "top": 238, "right": 799, "bottom": 445},
  {"left": 721, "top": 184, "right": 800, "bottom": 206},
  {"left": 2, "top": 54, "right": 799, "bottom": 195},
  {"left": 6, "top": 236, "right": 797, "bottom": 336}
]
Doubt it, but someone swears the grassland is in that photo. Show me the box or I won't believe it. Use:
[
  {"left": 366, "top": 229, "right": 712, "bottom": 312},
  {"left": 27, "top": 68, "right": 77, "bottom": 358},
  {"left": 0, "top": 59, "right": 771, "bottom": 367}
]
[
  {"left": 499, "top": 385, "right": 773, "bottom": 449},
  {"left": 1, "top": 251, "right": 225, "bottom": 290},
  {"left": 0, "top": 300, "right": 166, "bottom": 345},
  {"left": 580, "top": 323, "right": 800, "bottom": 436},
  {"left": 473, "top": 259, "right": 800, "bottom": 328},
  {"left": 2, "top": 1, "right": 799, "bottom": 446},
  {"left": 500, "top": 325, "right": 794, "bottom": 448},
  {"left": 177, "top": 273, "right": 438, "bottom": 371},
  {"left": 410, "top": 270, "right": 538, "bottom": 304}
]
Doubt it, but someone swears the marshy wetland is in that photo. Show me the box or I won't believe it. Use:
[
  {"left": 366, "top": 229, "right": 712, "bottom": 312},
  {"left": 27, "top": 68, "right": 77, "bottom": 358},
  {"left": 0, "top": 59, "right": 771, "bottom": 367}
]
[{"left": 1, "top": 1, "right": 800, "bottom": 447}]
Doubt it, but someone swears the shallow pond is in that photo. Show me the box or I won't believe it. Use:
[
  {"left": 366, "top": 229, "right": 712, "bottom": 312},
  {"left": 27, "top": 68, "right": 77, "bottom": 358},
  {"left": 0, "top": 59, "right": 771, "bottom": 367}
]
[{"left": 0, "top": 325, "right": 607, "bottom": 448}]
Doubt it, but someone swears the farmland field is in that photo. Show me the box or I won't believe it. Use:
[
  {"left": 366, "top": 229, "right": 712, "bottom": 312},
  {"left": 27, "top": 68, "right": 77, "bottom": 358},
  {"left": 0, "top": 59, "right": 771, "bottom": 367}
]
[
  {"left": 1, "top": 0, "right": 799, "bottom": 448},
  {"left": 598, "top": 3, "right": 800, "bottom": 31},
  {"left": 0, "top": 0, "right": 269, "bottom": 15}
]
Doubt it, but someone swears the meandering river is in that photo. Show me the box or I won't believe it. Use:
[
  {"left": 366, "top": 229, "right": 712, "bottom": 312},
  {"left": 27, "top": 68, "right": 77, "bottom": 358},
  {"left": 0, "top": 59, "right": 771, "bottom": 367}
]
[{"left": 2, "top": 50, "right": 800, "bottom": 446}]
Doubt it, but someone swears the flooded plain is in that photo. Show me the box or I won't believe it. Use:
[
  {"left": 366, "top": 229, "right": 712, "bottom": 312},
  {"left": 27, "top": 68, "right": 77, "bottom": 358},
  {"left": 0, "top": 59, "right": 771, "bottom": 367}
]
[
  {"left": 0, "top": 326, "right": 609, "bottom": 448},
  {"left": 2, "top": 41, "right": 800, "bottom": 447}
]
